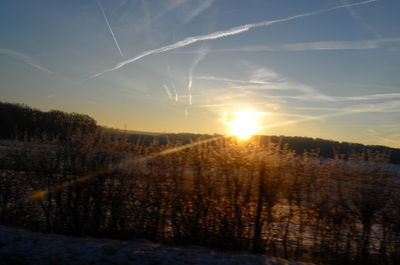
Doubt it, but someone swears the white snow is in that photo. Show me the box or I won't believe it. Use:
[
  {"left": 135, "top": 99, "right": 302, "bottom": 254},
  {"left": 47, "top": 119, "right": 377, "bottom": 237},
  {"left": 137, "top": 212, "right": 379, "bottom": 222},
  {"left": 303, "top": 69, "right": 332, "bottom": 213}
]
[{"left": 0, "top": 225, "right": 313, "bottom": 265}]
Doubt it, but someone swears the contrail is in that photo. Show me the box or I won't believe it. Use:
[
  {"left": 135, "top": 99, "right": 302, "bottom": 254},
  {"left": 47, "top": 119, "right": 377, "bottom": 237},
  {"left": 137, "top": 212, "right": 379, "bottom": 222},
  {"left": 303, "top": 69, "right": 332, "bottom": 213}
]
[
  {"left": 341, "top": 0, "right": 382, "bottom": 40},
  {"left": 163, "top": 84, "right": 173, "bottom": 100},
  {"left": 0, "top": 48, "right": 53, "bottom": 74},
  {"left": 184, "top": 0, "right": 216, "bottom": 24},
  {"left": 174, "top": 88, "right": 179, "bottom": 102},
  {"left": 166, "top": 65, "right": 179, "bottom": 102},
  {"left": 85, "top": 0, "right": 378, "bottom": 81},
  {"left": 97, "top": 0, "right": 124, "bottom": 57},
  {"left": 187, "top": 48, "right": 207, "bottom": 105}
]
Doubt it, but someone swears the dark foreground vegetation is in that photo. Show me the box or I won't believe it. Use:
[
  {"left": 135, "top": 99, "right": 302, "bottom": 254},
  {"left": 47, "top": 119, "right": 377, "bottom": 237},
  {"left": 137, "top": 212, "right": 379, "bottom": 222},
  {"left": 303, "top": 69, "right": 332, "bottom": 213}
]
[{"left": 1, "top": 102, "right": 400, "bottom": 265}]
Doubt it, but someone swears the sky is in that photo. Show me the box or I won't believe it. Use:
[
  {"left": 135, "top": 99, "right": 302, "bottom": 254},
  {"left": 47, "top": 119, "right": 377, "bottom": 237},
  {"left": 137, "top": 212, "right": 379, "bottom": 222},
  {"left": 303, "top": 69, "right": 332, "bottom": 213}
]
[{"left": 1, "top": 0, "right": 400, "bottom": 147}]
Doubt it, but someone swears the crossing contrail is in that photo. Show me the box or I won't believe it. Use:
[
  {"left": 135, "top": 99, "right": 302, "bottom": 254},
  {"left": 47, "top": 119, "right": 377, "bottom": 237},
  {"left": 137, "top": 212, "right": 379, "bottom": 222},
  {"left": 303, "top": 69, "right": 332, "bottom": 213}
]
[
  {"left": 97, "top": 0, "right": 124, "bottom": 57},
  {"left": 85, "top": 0, "right": 378, "bottom": 81}
]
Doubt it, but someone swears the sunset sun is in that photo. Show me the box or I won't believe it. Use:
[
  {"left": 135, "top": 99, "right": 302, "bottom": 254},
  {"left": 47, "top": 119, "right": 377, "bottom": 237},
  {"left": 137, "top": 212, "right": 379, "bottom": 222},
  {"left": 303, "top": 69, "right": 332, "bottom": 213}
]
[{"left": 227, "top": 110, "right": 261, "bottom": 140}]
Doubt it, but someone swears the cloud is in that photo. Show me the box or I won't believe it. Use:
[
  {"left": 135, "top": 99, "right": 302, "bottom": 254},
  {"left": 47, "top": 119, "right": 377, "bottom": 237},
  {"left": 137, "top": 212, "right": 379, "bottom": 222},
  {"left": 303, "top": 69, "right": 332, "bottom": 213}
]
[
  {"left": 296, "top": 100, "right": 400, "bottom": 113},
  {"left": 248, "top": 66, "right": 283, "bottom": 83},
  {"left": 0, "top": 48, "right": 53, "bottom": 74},
  {"left": 238, "top": 39, "right": 380, "bottom": 51},
  {"left": 97, "top": 0, "right": 124, "bottom": 57},
  {"left": 341, "top": 0, "right": 382, "bottom": 40},
  {"left": 154, "top": 0, "right": 187, "bottom": 20},
  {"left": 351, "top": 100, "right": 400, "bottom": 113},
  {"left": 183, "top": 0, "right": 215, "bottom": 23},
  {"left": 257, "top": 109, "right": 373, "bottom": 132},
  {"left": 194, "top": 75, "right": 273, "bottom": 84},
  {"left": 192, "top": 61, "right": 400, "bottom": 118},
  {"left": 366, "top": 131, "right": 400, "bottom": 148},
  {"left": 85, "top": 0, "right": 378, "bottom": 81},
  {"left": 338, "top": 93, "right": 400, "bottom": 101},
  {"left": 195, "top": 65, "right": 400, "bottom": 105},
  {"left": 187, "top": 47, "right": 208, "bottom": 105},
  {"left": 155, "top": 0, "right": 215, "bottom": 24},
  {"left": 139, "top": 0, "right": 155, "bottom": 45},
  {"left": 163, "top": 84, "right": 173, "bottom": 100},
  {"left": 235, "top": 61, "right": 332, "bottom": 101},
  {"left": 256, "top": 38, "right": 394, "bottom": 51},
  {"left": 178, "top": 38, "right": 400, "bottom": 54},
  {"left": 166, "top": 65, "right": 180, "bottom": 102}
]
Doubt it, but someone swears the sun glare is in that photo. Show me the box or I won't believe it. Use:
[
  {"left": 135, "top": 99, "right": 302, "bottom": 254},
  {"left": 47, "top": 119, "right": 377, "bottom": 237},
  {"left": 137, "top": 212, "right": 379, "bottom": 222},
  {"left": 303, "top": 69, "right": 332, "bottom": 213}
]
[{"left": 227, "top": 110, "right": 261, "bottom": 140}]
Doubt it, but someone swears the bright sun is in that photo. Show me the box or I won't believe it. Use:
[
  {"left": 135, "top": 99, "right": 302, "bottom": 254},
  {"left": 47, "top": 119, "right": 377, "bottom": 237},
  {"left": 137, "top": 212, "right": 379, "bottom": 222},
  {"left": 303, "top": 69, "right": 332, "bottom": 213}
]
[{"left": 227, "top": 110, "right": 261, "bottom": 140}]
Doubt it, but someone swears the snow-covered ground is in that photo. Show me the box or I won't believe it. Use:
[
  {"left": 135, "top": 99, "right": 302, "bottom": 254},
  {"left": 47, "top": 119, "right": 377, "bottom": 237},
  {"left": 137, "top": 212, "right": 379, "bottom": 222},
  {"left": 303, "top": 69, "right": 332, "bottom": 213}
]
[{"left": 0, "top": 226, "right": 313, "bottom": 265}]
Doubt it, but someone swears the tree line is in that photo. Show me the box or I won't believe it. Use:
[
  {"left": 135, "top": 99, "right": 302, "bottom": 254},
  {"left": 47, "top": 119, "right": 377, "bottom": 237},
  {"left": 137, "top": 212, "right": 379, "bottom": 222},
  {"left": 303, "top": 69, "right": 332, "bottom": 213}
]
[{"left": 0, "top": 102, "right": 97, "bottom": 140}]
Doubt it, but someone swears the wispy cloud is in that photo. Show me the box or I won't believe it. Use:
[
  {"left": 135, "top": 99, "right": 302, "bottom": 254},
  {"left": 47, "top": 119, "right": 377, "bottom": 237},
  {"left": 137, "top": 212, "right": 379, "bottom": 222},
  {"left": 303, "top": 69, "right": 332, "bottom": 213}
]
[
  {"left": 366, "top": 130, "right": 400, "bottom": 148},
  {"left": 284, "top": 91, "right": 400, "bottom": 103},
  {"left": 245, "top": 38, "right": 396, "bottom": 51},
  {"left": 194, "top": 75, "right": 294, "bottom": 93},
  {"left": 193, "top": 61, "right": 400, "bottom": 118},
  {"left": 0, "top": 48, "right": 53, "bottom": 74},
  {"left": 267, "top": 92, "right": 400, "bottom": 103},
  {"left": 183, "top": 0, "right": 215, "bottom": 23},
  {"left": 195, "top": 67, "right": 400, "bottom": 105},
  {"left": 174, "top": 88, "right": 179, "bottom": 102},
  {"left": 231, "top": 61, "right": 332, "bottom": 101},
  {"left": 97, "top": 0, "right": 124, "bottom": 57},
  {"left": 259, "top": 111, "right": 356, "bottom": 131},
  {"left": 194, "top": 75, "right": 272, "bottom": 84},
  {"left": 197, "top": 89, "right": 399, "bottom": 137},
  {"left": 337, "top": 93, "right": 400, "bottom": 101},
  {"left": 154, "top": 0, "right": 187, "bottom": 21},
  {"left": 156, "top": 0, "right": 215, "bottom": 24},
  {"left": 163, "top": 84, "right": 174, "bottom": 100},
  {"left": 140, "top": 0, "right": 154, "bottom": 44},
  {"left": 341, "top": 0, "right": 382, "bottom": 40},
  {"left": 296, "top": 100, "right": 400, "bottom": 113},
  {"left": 165, "top": 65, "right": 180, "bottom": 102},
  {"left": 179, "top": 38, "right": 400, "bottom": 54},
  {"left": 85, "top": 0, "right": 378, "bottom": 81},
  {"left": 352, "top": 100, "right": 400, "bottom": 113},
  {"left": 187, "top": 47, "right": 208, "bottom": 105}
]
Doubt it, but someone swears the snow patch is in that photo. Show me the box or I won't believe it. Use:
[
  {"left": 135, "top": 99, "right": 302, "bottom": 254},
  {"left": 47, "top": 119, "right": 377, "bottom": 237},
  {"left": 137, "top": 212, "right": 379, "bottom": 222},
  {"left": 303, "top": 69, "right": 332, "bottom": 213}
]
[{"left": 0, "top": 226, "right": 313, "bottom": 265}]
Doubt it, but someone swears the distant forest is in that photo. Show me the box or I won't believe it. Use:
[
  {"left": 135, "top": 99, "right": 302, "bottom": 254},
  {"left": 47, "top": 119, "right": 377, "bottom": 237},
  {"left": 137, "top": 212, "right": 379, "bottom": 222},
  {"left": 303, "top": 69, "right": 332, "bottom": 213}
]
[
  {"left": 1, "top": 101, "right": 400, "bottom": 164},
  {"left": 0, "top": 102, "right": 97, "bottom": 140}
]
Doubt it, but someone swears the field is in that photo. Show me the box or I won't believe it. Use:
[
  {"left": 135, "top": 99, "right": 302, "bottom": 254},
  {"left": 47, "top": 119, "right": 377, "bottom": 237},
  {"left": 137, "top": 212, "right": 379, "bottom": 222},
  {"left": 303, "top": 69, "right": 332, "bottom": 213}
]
[{"left": 1, "top": 133, "right": 399, "bottom": 265}]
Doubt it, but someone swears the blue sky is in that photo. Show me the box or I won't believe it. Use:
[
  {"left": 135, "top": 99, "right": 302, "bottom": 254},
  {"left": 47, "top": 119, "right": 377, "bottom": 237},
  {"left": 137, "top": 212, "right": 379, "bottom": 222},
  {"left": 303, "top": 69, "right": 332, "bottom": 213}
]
[{"left": 1, "top": 0, "right": 400, "bottom": 147}]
